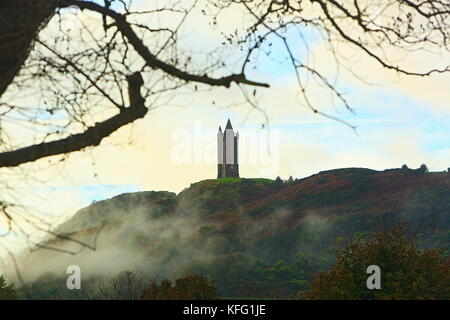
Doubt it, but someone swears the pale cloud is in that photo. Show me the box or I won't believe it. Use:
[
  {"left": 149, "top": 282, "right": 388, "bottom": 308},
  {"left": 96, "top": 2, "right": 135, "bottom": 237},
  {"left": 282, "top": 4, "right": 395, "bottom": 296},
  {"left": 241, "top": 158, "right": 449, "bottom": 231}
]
[{"left": 309, "top": 41, "right": 450, "bottom": 115}]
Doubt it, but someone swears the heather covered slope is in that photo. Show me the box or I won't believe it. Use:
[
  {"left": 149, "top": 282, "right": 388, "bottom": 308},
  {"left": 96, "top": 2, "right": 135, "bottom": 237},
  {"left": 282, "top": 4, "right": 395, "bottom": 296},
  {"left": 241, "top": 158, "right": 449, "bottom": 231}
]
[
  {"left": 177, "top": 168, "right": 449, "bottom": 260},
  {"left": 19, "top": 167, "right": 450, "bottom": 298}
]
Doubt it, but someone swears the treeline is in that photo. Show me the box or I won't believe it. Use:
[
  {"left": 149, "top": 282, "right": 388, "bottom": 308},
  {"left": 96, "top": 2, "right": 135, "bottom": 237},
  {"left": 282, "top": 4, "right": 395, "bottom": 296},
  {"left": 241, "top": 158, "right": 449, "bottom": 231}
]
[
  {"left": 6, "top": 273, "right": 217, "bottom": 300},
  {"left": 2, "top": 224, "right": 448, "bottom": 300}
]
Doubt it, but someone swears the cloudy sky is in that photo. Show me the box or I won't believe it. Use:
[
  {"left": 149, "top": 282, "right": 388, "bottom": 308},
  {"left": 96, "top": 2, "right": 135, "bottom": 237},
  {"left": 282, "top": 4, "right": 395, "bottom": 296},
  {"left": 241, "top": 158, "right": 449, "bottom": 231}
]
[{"left": 1, "top": 0, "right": 449, "bottom": 248}]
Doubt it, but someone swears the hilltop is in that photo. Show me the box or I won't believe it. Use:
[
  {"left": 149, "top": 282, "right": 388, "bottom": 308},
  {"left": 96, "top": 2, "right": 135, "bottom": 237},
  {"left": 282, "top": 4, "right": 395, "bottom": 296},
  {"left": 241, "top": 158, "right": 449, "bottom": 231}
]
[{"left": 19, "top": 167, "right": 450, "bottom": 298}]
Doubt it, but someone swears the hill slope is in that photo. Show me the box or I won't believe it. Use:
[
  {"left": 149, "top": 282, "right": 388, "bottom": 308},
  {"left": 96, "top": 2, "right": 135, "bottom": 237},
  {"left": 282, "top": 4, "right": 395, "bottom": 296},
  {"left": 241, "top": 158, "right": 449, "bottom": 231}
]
[{"left": 20, "top": 167, "right": 450, "bottom": 297}]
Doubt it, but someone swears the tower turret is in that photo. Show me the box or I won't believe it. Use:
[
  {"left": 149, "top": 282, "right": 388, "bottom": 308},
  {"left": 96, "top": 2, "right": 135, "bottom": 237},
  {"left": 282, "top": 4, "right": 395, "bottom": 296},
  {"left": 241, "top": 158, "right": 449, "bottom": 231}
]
[{"left": 217, "top": 126, "right": 224, "bottom": 178}]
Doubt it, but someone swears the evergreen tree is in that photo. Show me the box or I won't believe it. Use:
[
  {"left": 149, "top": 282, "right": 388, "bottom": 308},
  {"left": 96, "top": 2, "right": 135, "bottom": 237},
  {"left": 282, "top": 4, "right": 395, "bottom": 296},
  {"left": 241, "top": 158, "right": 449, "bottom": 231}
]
[{"left": 0, "top": 275, "right": 18, "bottom": 300}]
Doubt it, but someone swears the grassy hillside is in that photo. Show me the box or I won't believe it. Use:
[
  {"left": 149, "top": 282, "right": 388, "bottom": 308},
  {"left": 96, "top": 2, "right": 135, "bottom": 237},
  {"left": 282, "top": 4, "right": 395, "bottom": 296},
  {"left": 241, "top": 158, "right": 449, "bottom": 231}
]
[{"left": 20, "top": 167, "right": 450, "bottom": 298}]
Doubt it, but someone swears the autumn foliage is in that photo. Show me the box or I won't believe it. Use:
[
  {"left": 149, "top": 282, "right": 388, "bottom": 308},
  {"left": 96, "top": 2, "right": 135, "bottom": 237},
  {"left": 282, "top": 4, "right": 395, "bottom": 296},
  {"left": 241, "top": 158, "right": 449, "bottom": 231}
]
[
  {"left": 305, "top": 224, "right": 450, "bottom": 300},
  {"left": 141, "top": 275, "right": 218, "bottom": 300}
]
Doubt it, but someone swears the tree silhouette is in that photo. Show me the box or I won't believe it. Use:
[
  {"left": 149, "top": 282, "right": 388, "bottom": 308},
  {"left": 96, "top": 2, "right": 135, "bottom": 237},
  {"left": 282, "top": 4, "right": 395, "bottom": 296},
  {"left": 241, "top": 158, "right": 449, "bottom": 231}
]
[{"left": 418, "top": 163, "right": 429, "bottom": 173}]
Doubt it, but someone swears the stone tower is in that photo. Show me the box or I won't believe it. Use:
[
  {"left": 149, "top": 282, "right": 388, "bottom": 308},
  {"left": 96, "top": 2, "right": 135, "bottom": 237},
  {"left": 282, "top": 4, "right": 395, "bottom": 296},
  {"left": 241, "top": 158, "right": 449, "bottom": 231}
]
[{"left": 217, "top": 119, "right": 239, "bottom": 178}]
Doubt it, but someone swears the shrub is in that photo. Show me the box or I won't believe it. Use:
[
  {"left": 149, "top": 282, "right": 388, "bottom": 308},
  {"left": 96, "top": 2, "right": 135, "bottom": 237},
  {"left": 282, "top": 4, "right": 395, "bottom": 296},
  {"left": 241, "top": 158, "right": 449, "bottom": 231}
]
[{"left": 303, "top": 224, "right": 450, "bottom": 300}]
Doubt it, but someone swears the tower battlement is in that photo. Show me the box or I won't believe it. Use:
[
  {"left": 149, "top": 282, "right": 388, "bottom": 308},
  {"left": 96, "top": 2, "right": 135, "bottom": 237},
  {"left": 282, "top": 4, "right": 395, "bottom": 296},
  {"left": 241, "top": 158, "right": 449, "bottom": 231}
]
[{"left": 217, "top": 119, "right": 239, "bottom": 178}]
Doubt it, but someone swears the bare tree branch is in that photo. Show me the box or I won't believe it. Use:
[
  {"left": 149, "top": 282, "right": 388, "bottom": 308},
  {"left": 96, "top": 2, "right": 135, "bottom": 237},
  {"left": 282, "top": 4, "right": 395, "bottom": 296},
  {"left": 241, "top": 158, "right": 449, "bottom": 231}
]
[
  {"left": 60, "top": 0, "right": 270, "bottom": 88},
  {"left": 0, "top": 92, "right": 147, "bottom": 167}
]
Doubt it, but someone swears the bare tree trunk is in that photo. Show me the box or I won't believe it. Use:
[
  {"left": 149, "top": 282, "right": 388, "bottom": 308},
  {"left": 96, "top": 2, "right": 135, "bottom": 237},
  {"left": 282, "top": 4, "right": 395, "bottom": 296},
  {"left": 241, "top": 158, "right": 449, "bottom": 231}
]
[{"left": 0, "top": 0, "right": 58, "bottom": 97}]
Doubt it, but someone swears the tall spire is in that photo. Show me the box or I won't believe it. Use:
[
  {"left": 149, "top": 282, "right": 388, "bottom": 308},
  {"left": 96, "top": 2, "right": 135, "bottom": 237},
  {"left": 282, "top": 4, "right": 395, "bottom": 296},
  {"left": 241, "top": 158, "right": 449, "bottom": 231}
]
[
  {"left": 218, "top": 118, "right": 239, "bottom": 178},
  {"left": 225, "top": 118, "right": 233, "bottom": 129}
]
